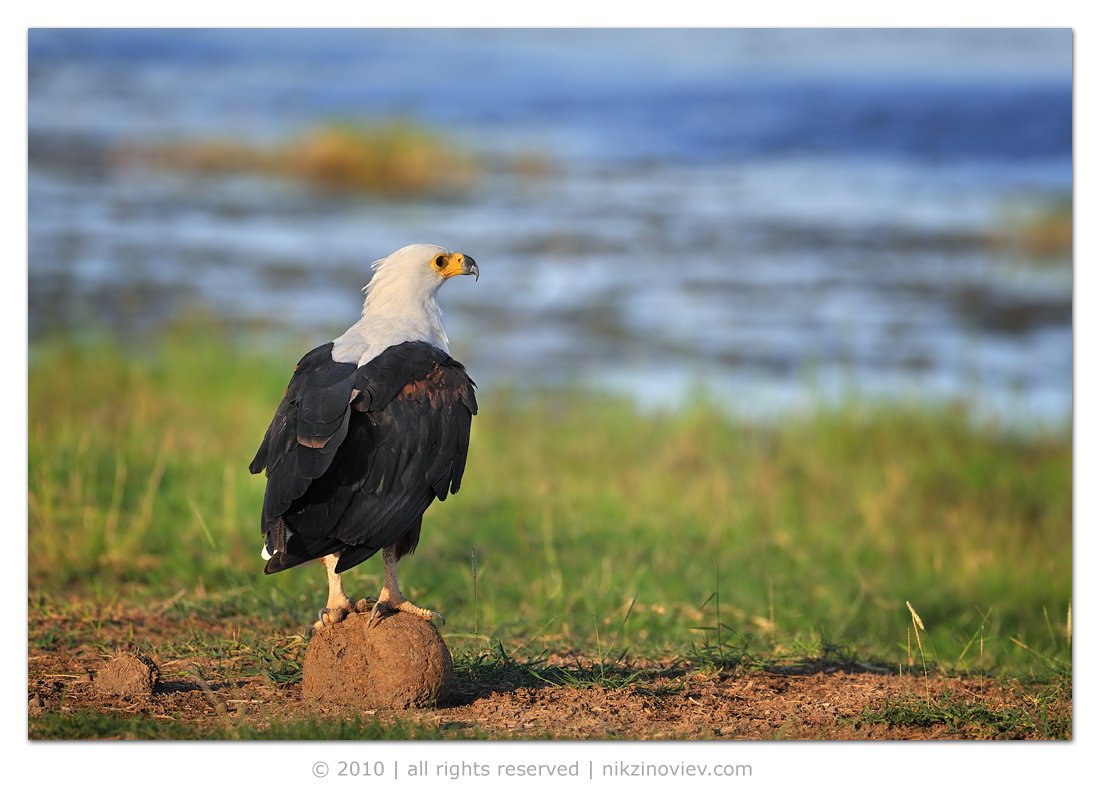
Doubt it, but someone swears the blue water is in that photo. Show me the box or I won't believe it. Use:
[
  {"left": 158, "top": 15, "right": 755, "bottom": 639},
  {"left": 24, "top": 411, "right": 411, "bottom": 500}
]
[{"left": 28, "top": 29, "right": 1073, "bottom": 426}]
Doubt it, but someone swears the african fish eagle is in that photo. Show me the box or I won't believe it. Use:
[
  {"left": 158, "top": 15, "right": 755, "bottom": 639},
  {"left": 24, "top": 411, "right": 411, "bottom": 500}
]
[{"left": 249, "top": 244, "right": 478, "bottom": 630}]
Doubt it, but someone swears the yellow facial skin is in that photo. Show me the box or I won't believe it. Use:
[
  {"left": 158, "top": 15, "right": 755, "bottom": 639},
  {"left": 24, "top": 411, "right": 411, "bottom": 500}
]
[{"left": 432, "top": 251, "right": 477, "bottom": 279}]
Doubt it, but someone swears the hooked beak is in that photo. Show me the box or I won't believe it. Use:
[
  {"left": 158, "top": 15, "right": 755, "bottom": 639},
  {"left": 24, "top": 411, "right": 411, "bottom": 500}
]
[
  {"left": 463, "top": 255, "right": 479, "bottom": 282},
  {"left": 441, "top": 252, "right": 479, "bottom": 281}
]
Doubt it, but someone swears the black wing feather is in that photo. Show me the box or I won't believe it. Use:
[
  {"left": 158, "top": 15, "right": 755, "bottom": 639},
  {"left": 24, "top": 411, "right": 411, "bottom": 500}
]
[{"left": 250, "top": 340, "right": 476, "bottom": 575}]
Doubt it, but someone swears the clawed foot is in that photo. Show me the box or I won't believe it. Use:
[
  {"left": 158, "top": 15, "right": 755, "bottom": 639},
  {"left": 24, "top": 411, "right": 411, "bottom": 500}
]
[
  {"left": 312, "top": 595, "right": 444, "bottom": 633},
  {"left": 311, "top": 598, "right": 366, "bottom": 633},
  {"left": 367, "top": 598, "right": 445, "bottom": 628}
]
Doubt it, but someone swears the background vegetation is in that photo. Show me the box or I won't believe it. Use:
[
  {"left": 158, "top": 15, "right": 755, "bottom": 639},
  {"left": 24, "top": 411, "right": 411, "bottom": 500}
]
[{"left": 28, "top": 324, "right": 1072, "bottom": 681}]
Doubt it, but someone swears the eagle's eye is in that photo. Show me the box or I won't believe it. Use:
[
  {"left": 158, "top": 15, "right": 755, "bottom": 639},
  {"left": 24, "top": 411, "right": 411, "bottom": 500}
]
[{"left": 434, "top": 254, "right": 447, "bottom": 269}]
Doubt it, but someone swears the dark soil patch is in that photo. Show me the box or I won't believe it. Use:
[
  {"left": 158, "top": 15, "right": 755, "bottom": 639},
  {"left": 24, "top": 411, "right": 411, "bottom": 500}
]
[{"left": 27, "top": 604, "right": 1070, "bottom": 740}]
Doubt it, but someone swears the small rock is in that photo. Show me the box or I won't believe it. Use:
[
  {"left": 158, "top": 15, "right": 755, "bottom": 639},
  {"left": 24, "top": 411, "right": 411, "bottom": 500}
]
[
  {"left": 94, "top": 652, "right": 159, "bottom": 697},
  {"left": 303, "top": 609, "right": 451, "bottom": 710}
]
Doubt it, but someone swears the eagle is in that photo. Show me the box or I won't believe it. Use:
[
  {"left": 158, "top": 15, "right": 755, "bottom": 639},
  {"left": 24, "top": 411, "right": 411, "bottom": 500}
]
[{"left": 249, "top": 244, "right": 478, "bottom": 631}]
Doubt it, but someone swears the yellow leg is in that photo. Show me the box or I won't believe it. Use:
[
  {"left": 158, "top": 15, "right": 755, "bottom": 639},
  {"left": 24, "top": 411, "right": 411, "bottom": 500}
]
[
  {"left": 368, "top": 546, "right": 444, "bottom": 626},
  {"left": 312, "top": 554, "right": 355, "bottom": 632}
]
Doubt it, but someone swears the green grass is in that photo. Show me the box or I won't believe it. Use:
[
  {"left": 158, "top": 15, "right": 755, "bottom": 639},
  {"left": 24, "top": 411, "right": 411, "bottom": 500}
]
[
  {"left": 28, "top": 326, "right": 1072, "bottom": 679},
  {"left": 860, "top": 683, "right": 1072, "bottom": 740},
  {"left": 29, "top": 710, "right": 484, "bottom": 740}
]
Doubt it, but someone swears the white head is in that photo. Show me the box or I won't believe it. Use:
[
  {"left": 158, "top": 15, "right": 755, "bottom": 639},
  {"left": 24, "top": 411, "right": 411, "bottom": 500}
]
[
  {"left": 362, "top": 243, "right": 479, "bottom": 314},
  {"left": 332, "top": 243, "right": 479, "bottom": 365}
]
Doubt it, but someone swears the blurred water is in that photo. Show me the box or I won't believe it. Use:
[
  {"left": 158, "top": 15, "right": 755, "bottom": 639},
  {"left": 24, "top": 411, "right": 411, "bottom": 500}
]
[{"left": 28, "top": 29, "right": 1072, "bottom": 425}]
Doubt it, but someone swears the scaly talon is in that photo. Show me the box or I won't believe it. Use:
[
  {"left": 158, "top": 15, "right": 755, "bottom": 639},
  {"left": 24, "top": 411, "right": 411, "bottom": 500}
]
[
  {"left": 367, "top": 601, "right": 384, "bottom": 627},
  {"left": 312, "top": 603, "right": 351, "bottom": 633}
]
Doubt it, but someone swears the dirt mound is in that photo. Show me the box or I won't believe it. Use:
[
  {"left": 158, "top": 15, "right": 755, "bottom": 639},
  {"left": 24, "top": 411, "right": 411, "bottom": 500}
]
[
  {"left": 94, "top": 652, "right": 159, "bottom": 697},
  {"left": 302, "top": 609, "right": 451, "bottom": 709}
]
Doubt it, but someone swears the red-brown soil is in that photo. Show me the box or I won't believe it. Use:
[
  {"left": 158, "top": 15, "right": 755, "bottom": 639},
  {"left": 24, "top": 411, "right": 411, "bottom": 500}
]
[{"left": 27, "top": 605, "right": 1070, "bottom": 740}]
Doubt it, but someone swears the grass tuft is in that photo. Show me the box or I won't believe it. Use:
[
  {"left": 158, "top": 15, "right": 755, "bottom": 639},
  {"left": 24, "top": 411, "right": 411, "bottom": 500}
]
[
  {"left": 117, "top": 120, "right": 479, "bottom": 196},
  {"left": 861, "top": 684, "right": 1071, "bottom": 740}
]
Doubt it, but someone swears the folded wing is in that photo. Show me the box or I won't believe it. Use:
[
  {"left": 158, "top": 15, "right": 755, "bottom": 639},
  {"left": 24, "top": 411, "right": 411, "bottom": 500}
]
[{"left": 249, "top": 341, "right": 477, "bottom": 574}]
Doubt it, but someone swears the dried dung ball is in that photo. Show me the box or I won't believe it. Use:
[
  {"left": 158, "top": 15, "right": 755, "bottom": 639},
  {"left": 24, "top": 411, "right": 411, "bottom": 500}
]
[
  {"left": 94, "top": 652, "right": 159, "bottom": 697},
  {"left": 302, "top": 609, "right": 451, "bottom": 710}
]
